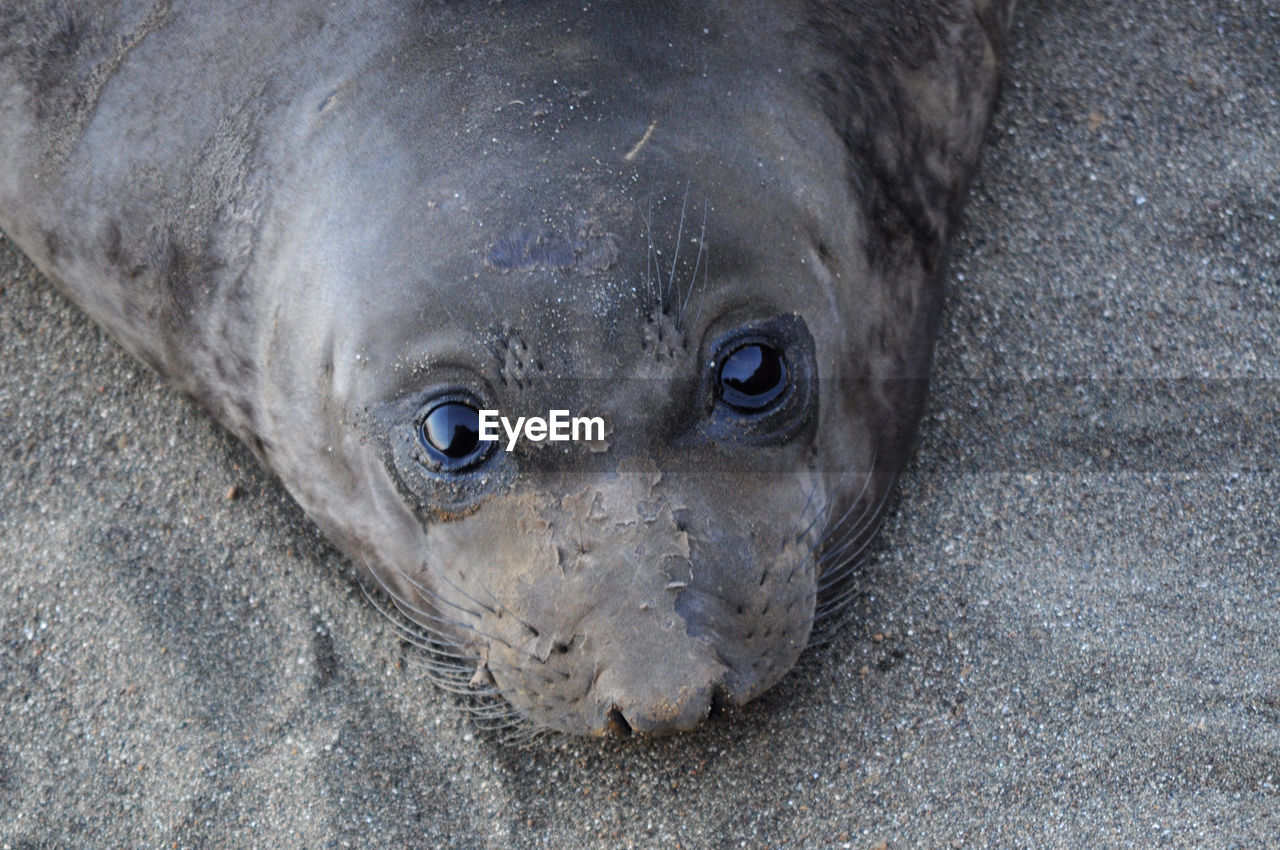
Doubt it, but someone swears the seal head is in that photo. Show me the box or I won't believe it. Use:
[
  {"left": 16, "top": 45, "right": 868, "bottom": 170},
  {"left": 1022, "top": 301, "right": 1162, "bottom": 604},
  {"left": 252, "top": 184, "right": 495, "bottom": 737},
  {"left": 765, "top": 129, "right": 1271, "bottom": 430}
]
[{"left": 0, "top": 0, "right": 1011, "bottom": 735}]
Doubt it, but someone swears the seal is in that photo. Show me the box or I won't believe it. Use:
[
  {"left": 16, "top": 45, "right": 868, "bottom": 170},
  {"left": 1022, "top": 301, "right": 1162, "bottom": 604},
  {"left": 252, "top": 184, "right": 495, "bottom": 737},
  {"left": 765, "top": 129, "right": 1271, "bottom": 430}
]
[{"left": 0, "top": 0, "right": 1014, "bottom": 736}]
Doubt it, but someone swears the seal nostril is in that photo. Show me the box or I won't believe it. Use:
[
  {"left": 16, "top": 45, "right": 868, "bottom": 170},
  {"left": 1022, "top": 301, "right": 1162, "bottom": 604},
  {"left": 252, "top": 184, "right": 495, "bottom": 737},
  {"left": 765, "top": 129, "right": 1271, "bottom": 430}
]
[
  {"left": 708, "top": 685, "right": 729, "bottom": 718},
  {"left": 605, "top": 706, "right": 632, "bottom": 738}
]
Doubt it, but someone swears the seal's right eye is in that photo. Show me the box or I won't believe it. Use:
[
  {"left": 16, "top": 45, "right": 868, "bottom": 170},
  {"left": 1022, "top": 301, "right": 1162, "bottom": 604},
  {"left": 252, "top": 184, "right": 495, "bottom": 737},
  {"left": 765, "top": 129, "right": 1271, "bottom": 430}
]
[
  {"left": 418, "top": 401, "right": 494, "bottom": 470},
  {"left": 718, "top": 342, "right": 789, "bottom": 412}
]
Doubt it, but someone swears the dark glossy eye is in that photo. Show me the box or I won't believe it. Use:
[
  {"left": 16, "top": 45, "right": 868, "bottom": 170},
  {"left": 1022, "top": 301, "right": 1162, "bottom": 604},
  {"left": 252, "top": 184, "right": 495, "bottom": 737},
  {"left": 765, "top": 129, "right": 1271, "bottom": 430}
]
[
  {"left": 419, "top": 401, "right": 489, "bottom": 467},
  {"left": 718, "top": 343, "right": 788, "bottom": 412}
]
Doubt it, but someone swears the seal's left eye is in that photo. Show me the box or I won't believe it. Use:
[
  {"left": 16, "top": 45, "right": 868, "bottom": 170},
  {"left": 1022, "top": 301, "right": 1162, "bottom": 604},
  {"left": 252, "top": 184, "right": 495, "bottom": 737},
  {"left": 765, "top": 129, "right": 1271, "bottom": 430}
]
[
  {"left": 718, "top": 343, "right": 788, "bottom": 412},
  {"left": 419, "top": 401, "right": 490, "bottom": 467}
]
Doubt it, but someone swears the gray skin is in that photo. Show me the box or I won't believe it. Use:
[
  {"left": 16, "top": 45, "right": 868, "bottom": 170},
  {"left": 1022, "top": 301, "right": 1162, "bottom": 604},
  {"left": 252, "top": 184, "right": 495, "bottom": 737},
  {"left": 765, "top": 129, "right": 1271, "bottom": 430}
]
[{"left": 0, "top": 0, "right": 1013, "bottom": 736}]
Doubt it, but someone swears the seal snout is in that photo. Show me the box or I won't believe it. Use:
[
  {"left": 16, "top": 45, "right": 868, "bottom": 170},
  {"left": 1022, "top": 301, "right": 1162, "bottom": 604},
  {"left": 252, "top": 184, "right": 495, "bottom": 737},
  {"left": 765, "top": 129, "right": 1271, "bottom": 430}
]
[
  {"left": 595, "top": 669, "right": 730, "bottom": 737},
  {"left": 431, "top": 467, "right": 823, "bottom": 735},
  {"left": 600, "top": 684, "right": 730, "bottom": 738}
]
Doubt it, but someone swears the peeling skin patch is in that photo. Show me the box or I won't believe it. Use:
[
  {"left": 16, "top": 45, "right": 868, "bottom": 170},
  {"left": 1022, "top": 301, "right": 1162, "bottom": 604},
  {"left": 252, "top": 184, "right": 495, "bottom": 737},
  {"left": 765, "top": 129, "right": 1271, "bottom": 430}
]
[
  {"left": 456, "top": 470, "right": 711, "bottom": 732},
  {"left": 402, "top": 454, "right": 824, "bottom": 733}
]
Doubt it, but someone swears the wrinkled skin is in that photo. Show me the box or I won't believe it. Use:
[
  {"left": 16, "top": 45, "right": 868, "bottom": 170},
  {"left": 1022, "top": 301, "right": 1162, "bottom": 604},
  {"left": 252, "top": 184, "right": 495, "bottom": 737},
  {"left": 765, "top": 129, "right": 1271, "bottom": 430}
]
[{"left": 0, "top": 0, "right": 1013, "bottom": 735}]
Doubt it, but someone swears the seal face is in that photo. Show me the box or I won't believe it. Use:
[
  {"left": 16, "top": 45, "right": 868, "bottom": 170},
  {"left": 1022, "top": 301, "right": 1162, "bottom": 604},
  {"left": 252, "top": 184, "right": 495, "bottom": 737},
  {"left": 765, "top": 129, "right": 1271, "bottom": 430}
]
[{"left": 0, "top": 0, "right": 1013, "bottom": 736}]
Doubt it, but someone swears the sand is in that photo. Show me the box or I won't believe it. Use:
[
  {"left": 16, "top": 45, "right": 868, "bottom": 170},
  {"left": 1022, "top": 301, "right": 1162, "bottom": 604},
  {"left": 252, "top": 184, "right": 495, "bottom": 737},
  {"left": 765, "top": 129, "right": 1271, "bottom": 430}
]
[{"left": 2, "top": 1, "right": 1277, "bottom": 846}]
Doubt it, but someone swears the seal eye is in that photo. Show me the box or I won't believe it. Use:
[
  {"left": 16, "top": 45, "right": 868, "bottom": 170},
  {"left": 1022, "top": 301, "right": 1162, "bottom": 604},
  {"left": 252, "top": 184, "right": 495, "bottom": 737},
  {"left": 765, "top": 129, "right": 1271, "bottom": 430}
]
[
  {"left": 419, "top": 401, "right": 492, "bottom": 468},
  {"left": 718, "top": 343, "right": 789, "bottom": 412}
]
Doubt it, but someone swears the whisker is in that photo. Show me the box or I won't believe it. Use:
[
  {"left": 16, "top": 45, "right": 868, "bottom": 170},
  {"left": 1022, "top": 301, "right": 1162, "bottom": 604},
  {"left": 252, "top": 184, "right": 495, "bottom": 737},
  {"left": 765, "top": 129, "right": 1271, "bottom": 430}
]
[
  {"left": 678, "top": 201, "right": 708, "bottom": 330},
  {"left": 817, "top": 469, "right": 894, "bottom": 567},
  {"left": 666, "top": 182, "right": 691, "bottom": 314},
  {"left": 644, "top": 190, "right": 658, "bottom": 309},
  {"left": 812, "top": 455, "right": 880, "bottom": 553}
]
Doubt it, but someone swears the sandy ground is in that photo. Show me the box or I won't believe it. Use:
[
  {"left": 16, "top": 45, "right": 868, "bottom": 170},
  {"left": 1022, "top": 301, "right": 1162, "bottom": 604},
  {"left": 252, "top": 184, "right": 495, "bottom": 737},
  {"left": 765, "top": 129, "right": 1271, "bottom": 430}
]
[{"left": 2, "top": 1, "right": 1277, "bottom": 847}]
